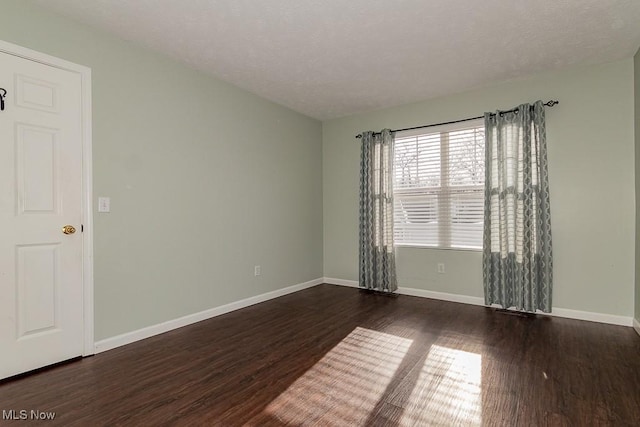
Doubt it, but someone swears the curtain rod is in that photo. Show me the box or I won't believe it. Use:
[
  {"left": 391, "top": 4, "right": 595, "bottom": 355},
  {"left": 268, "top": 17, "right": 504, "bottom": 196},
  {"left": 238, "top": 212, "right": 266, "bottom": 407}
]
[{"left": 354, "top": 100, "right": 559, "bottom": 139}]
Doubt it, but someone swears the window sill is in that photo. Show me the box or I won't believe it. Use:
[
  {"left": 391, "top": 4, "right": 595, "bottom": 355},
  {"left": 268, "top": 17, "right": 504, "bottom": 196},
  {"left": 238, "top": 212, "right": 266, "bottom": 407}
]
[{"left": 394, "top": 244, "right": 481, "bottom": 253}]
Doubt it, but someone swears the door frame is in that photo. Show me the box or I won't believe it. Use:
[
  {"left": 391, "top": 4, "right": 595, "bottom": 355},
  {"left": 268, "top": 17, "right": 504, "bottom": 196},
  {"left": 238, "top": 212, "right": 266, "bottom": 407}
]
[{"left": 0, "top": 39, "right": 94, "bottom": 356}]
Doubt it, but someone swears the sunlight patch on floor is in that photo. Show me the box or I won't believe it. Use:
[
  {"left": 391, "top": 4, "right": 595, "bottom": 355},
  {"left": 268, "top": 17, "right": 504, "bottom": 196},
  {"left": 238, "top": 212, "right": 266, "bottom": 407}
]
[
  {"left": 262, "top": 326, "right": 412, "bottom": 425},
  {"left": 398, "top": 345, "right": 482, "bottom": 426}
]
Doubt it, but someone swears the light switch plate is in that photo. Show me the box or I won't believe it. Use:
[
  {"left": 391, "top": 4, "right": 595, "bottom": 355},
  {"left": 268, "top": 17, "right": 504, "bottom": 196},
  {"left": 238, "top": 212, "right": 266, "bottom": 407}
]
[{"left": 98, "top": 197, "right": 110, "bottom": 213}]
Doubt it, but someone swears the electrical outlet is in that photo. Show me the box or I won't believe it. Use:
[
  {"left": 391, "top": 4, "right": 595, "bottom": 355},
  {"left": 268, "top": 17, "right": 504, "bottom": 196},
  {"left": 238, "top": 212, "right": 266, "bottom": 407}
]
[
  {"left": 254, "top": 265, "right": 261, "bottom": 276},
  {"left": 437, "top": 263, "right": 445, "bottom": 274},
  {"left": 98, "top": 197, "right": 110, "bottom": 213}
]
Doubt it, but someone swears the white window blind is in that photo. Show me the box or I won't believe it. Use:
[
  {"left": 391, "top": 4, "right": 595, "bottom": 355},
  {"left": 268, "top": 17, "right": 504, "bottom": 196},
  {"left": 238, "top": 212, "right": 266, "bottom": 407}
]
[{"left": 393, "top": 119, "right": 485, "bottom": 250}]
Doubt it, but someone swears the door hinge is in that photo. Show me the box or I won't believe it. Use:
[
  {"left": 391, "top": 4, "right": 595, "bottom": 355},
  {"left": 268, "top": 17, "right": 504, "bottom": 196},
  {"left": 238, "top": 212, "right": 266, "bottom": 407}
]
[{"left": 81, "top": 224, "right": 84, "bottom": 232}]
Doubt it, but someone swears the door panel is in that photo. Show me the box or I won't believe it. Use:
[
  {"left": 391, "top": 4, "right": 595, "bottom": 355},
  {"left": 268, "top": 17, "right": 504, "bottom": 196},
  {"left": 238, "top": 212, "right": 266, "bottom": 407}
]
[
  {"left": 16, "top": 243, "right": 60, "bottom": 337},
  {"left": 0, "top": 51, "right": 84, "bottom": 380}
]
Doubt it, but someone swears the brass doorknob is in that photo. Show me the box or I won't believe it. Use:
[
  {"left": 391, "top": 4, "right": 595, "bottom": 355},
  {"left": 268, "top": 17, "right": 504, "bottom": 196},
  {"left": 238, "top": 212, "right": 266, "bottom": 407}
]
[{"left": 62, "top": 225, "right": 76, "bottom": 235}]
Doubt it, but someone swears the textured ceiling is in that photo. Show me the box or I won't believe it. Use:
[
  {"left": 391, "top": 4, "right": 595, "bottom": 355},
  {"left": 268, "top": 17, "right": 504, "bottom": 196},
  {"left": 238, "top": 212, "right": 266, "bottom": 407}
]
[{"left": 34, "top": 0, "right": 640, "bottom": 120}]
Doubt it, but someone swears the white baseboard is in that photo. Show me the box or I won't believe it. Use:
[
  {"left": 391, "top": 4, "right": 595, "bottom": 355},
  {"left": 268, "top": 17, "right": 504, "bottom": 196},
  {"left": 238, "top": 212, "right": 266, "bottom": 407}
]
[
  {"left": 323, "top": 277, "right": 359, "bottom": 288},
  {"left": 95, "top": 276, "right": 635, "bottom": 353},
  {"left": 398, "top": 286, "right": 485, "bottom": 306},
  {"left": 550, "top": 307, "right": 632, "bottom": 326},
  {"left": 94, "top": 277, "right": 324, "bottom": 354},
  {"left": 322, "top": 277, "right": 633, "bottom": 327},
  {"left": 323, "top": 277, "right": 486, "bottom": 304}
]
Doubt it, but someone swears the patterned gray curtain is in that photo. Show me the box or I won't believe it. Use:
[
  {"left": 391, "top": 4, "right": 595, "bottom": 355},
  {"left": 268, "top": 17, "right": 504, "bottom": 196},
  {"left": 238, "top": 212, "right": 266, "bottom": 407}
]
[
  {"left": 483, "top": 101, "right": 553, "bottom": 312},
  {"left": 359, "top": 129, "right": 397, "bottom": 292}
]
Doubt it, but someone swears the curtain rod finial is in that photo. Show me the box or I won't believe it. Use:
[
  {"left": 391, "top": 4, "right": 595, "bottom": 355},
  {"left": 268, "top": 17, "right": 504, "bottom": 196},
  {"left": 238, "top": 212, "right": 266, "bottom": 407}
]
[{"left": 355, "top": 134, "right": 363, "bottom": 139}]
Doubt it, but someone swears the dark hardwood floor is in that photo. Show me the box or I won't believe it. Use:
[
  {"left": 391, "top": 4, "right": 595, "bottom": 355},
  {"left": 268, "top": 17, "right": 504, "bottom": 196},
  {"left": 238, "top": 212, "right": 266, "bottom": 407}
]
[{"left": 1, "top": 284, "right": 639, "bottom": 426}]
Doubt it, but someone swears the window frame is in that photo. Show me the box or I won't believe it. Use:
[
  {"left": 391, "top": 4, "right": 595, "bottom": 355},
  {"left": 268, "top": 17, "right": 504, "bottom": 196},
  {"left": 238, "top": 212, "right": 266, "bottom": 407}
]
[{"left": 393, "top": 119, "right": 485, "bottom": 251}]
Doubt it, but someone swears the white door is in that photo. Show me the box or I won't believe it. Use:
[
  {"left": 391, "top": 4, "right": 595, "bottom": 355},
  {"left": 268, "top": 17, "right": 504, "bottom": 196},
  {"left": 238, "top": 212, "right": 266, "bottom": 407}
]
[{"left": 0, "top": 50, "right": 84, "bottom": 379}]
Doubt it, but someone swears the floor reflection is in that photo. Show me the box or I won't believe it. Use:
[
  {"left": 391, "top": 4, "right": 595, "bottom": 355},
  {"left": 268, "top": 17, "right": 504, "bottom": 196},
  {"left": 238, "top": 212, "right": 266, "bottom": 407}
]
[
  {"left": 261, "top": 327, "right": 413, "bottom": 425},
  {"left": 398, "top": 344, "right": 482, "bottom": 426}
]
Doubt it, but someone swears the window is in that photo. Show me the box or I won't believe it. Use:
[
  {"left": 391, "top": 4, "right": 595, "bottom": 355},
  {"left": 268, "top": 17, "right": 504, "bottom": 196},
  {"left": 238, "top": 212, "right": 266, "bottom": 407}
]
[{"left": 393, "top": 120, "right": 485, "bottom": 250}]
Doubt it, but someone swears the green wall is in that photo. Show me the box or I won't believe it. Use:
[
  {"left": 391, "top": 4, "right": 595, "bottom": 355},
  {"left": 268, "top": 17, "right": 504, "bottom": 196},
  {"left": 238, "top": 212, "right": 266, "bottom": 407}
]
[
  {"left": 0, "top": 1, "right": 323, "bottom": 340},
  {"left": 1, "top": 1, "right": 637, "bottom": 339},
  {"left": 324, "top": 59, "right": 635, "bottom": 317},
  {"left": 635, "top": 47, "right": 640, "bottom": 324}
]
